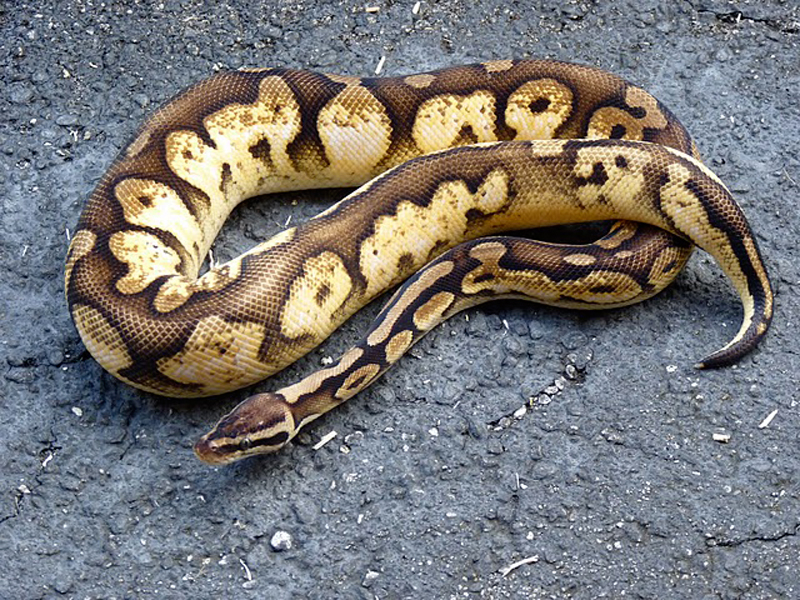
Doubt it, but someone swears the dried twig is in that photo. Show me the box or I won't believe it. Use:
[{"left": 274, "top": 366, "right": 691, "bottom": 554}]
[{"left": 500, "top": 555, "right": 539, "bottom": 577}]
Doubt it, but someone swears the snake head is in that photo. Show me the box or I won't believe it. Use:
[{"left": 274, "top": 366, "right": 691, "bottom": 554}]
[{"left": 193, "top": 392, "right": 296, "bottom": 465}]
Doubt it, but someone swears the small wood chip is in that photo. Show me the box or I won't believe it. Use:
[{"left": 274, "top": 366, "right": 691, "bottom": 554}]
[
  {"left": 500, "top": 555, "right": 539, "bottom": 577},
  {"left": 313, "top": 430, "right": 338, "bottom": 450},
  {"left": 365, "top": 5, "right": 379, "bottom": 13},
  {"left": 375, "top": 55, "right": 386, "bottom": 75},
  {"left": 758, "top": 409, "right": 778, "bottom": 429},
  {"left": 239, "top": 558, "right": 253, "bottom": 580},
  {"left": 712, "top": 432, "right": 731, "bottom": 443},
  {"left": 412, "top": 1, "right": 421, "bottom": 14}
]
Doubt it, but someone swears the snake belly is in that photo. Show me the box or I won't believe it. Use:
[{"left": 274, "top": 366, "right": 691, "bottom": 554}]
[{"left": 62, "top": 60, "right": 772, "bottom": 462}]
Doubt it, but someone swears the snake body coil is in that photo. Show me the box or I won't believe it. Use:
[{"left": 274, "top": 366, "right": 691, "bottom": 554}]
[{"left": 63, "top": 60, "right": 772, "bottom": 464}]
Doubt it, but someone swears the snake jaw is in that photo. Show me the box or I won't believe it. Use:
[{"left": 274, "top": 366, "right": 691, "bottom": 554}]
[{"left": 193, "top": 393, "right": 296, "bottom": 465}]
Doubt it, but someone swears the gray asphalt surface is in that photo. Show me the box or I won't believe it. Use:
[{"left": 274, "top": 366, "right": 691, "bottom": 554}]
[{"left": 2, "top": 1, "right": 799, "bottom": 598}]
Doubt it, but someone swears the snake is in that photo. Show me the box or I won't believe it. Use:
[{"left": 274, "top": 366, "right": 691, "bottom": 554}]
[{"left": 63, "top": 59, "right": 773, "bottom": 465}]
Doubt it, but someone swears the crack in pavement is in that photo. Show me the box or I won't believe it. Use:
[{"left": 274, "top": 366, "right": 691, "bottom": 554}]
[
  {"left": 694, "top": 4, "right": 800, "bottom": 33},
  {"left": 0, "top": 431, "right": 62, "bottom": 526},
  {"left": 487, "top": 348, "right": 593, "bottom": 429},
  {"left": 707, "top": 521, "right": 800, "bottom": 548}
]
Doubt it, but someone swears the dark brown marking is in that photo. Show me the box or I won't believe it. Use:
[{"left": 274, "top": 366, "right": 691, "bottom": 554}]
[
  {"left": 610, "top": 124, "right": 627, "bottom": 139},
  {"left": 529, "top": 97, "right": 551, "bottom": 113},
  {"left": 662, "top": 259, "right": 678, "bottom": 273},
  {"left": 589, "top": 285, "right": 616, "bottom": 294},
  {"left": 426, "top": 239, "right": 451, "bottom": 262},
  {"left": 138, "top": 195, "right": 153, "bottom": 207},
  {"left": 473, "top": 272, "right": 495, "bottom": 284},
  {"left": 220, "top": 163, "right": 233, "bottom": 193},
  {"left": 577, "top": 162, "right": 609, "bottom": 187},
  {"left": 279, "top": 69, "right": 347, "bottom": 172},
  {"left": 615, "top": 155, "right": 628, "bottom": 169},
  {"left": 342, "top": 373, "right": 368, "bottom": 391},
  {"left": 627, "top": 106, "right": 647, "bottom": 119},
  {"left": 456, "top": 124, "right": 479, "bottom": 145},
  {"left": 315, "top": 283, "right": 332, "bottom": 307},
  {"left": 249, "top": 138, "right": 272, "bottom": 163},
  {"left": 397, "top": 253, "right": 414, "bottom": 274}
]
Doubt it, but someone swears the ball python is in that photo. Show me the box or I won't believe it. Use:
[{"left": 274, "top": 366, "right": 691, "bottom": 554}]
[{"left": 63, "top": 59, "right": 773, "bottom": 465}]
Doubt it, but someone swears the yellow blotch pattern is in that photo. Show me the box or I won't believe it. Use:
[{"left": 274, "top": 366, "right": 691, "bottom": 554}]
[
  {"left": 166, "top": 75, "right": 305, "bottom": 213},
  {"left": 413, "top": 291, "right": 455, "bottom": 331},
  {"left": 359, "top": 170, "right": 509, "bottom": 298},
  {"left": 281, "top": 251, "right": 353, "bottom": 339},
  {"left": 403, "top": 74, "right": 436, "bottom": 89},
  {"left": 367, "top": 260, "right": 455, "bottom": 346},
  {"left": 573, "top": 146, "right": 648, "bottom": 213},
  {"left": 109, "top": 230, "right": 182, "bottom": 295},
  {"left": 483, "top": 59, "right": 515, "bottom": 73},
  {"left": 505, "top": 79, "right": 573, "bottom": 140},
  {"left": 587, "top": 87, "right": 667, "bottom": 141},
  {"left": 335, "top": 364, "right": 382, "bottom": 400},
  {"left": 562, "top": 253, "right": 597, "bottom": 266},
  {"left": 317, "top": 86, "right": 393, "bottom": 182},
  {"left": 115, "top": 178, "right": 202, "bottom": 267},
  {"left": 157, "top": 315, "right": 269, "bottom": 394},
  {"left": 412, "top": 91, "right": 498, "bottom": 153},
  {"left": 280, "top": 347, "right": 364, "bottom": 406},
  {"left": 384, "top": 330, "right": 414, "bottom": 363}
]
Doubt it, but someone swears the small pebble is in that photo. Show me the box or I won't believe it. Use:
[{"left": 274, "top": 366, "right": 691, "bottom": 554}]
[
  {"left": 362, "top": 570, "right": 380, "bottom": 588},
  {"left": 562, "top": 331, "right": 587, "bottom": 350},
  {"left": 10, "top": 83, "right": 34, "bottom": 104},
  {"left": 56, "top": 114, "right": 79, "bottom": 126},
  {"left": 564, "top": 364, "right": 578, "bottom": 380},
  {"left": 270, "top": 530, "right": 292, "bottom": 551}
]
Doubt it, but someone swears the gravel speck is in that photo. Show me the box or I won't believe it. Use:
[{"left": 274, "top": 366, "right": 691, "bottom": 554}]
[{"left": 270, "top": 531, "right": 292, "bottom": 552}]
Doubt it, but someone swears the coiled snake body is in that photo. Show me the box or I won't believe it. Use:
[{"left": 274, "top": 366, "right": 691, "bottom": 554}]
[{"left": 64, "top": 60, "right": 772, "bottom": 464}]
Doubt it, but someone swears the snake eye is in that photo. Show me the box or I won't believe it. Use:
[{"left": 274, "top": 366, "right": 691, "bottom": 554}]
[{"left": 239, "top": 437, "right": 253, "bottom": 451}]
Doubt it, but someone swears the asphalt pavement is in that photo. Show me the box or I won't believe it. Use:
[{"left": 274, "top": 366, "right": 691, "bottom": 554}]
[{"left": 1, "top": 1, "right": 798, "bottom": 598}]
